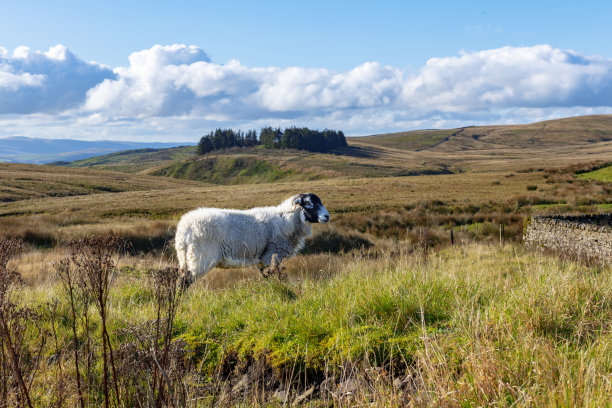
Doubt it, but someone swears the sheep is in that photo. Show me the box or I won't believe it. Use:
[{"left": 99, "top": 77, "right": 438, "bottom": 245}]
[{"left": 174, "top": 192, "right": 330, "bottom": 281}]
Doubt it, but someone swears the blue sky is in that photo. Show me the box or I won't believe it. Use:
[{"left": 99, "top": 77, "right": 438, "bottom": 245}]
[{"left": 2, "top": 0, "right": 612, "bottom": 141}]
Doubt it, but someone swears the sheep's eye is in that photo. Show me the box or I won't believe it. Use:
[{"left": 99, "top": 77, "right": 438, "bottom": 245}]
[{"left": 304, "top": 202, "right": 313, "bottom": 209}]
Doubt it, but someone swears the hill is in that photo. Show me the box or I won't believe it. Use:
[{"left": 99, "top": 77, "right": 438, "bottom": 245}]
[
  {"left": 0, "top": 162, "right": 205, "bottom": 203},
  {"left": 61, "top": 145, "right": 197, "bottom": 173},
  {"left": 0, "top": 136, "right": 195, "bottom": 164},
  {"left": 350, "top": 114, "right": 612, "bottom": 172},
  {"left": 52, "top": 115, "right": 612, "bottom": 182},
  {"left": 354, "top": 115, "right": 612, "bottom": 151}
]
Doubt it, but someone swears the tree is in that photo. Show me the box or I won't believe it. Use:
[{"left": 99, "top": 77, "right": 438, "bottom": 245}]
[
  {"left": 197, "top": 134, "right": 213, "bottom": 154},
  {"left": 244, "top": 130, "right": 257, "bottom": 146},
  {"left": 198, "top": 126, "right": 345, "bottom": 154},
  {"left": 260, "top": 127, "right": 282, "bottom": 149},
  {"left": 277, "top": 127, "right": 347, "bottom": 152}
]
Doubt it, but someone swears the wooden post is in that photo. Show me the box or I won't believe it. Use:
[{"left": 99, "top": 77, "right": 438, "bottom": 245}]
[
  {"left": 499, "top": 224, "right": 505, "bottom": 246},
  {"left": 450, "top": 229, "right": 455, "bottom": 246}
]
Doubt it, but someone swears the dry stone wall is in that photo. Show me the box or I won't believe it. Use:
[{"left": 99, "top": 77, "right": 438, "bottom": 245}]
[{"left": 523, "top": 214, "right": 612, "bottom": 262}]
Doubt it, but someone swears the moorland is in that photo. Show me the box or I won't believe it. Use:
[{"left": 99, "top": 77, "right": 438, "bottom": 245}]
[{"left": 1, "top": 115, "right": 611, "bottom": 407}]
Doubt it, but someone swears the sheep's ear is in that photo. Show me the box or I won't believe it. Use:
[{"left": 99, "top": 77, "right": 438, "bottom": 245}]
[{"left": 292, "top": 195, "right": 303, "bottom": 207}]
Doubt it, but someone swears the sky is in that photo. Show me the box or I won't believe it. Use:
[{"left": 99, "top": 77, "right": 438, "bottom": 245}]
[{"left": 2, "top": 0, "right": 612, "bottom": 142}]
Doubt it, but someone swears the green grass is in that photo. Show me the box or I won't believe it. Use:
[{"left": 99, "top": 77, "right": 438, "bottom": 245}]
[
  {"left": 150, "top": 156, "right": 320, "bottom": 184},
  {"left": 577, "top": 164, "right": 612, "bottom": 182},
  {"left": 65, "top": 145, "right": 197, "bottom": 173},
  {"left": 15, "top": 244, "right": 612, "bottom": 406},
  {"left": 354, "top": 129, "right": 456, "bottom": 150},
  {"left": 150, "top": 245, "right": 612, "bottom": 405}
]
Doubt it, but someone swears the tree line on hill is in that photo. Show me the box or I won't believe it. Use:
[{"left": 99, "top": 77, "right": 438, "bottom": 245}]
[{"left": 197, "top": 127, "right": 347, "bottom": 154}]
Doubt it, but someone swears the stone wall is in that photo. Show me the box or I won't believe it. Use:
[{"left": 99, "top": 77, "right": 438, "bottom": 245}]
[{"left": 523, "top": 214, "right": 612, "bottom": 262}]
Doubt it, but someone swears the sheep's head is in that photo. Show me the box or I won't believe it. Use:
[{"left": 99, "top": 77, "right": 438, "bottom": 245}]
[{"left": 293, "top": 193, "right": 330, "bottom": 223}]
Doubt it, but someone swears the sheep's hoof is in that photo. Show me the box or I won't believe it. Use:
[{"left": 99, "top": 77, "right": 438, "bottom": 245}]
[
  {"left": 258, "top": 268, "right": 269, "bottom": 279},
  {"left": 259, "top": 255, "right": 287, "bottom": 280},
  {"left": 179, "top": 271, "right": 194, "bottom": 290}
]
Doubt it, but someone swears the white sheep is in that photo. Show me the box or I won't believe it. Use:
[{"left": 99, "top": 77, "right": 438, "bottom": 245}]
[{"left": 175, "top": 193, "right": 330, "bottom": 280}]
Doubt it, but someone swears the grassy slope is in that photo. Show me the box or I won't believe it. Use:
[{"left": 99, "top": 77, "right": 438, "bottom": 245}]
[
  {"left": 354, "top": 114, "right": 612, "bottom": 151},
  {"left": 3, "top": 165, "right": 609, "bottom": 261},
  {"left": 466, "top": 114, "right": 612, "bottom": 146},
  {"left": 0, "top": 162, "right": 205, "bottom": 203},
  {"left": 353, "top": 129, "right": 457, "bottom": 150},
  {"left": 150, "top": 155, "right": 321, "bottom": 184},
  {"left": 54, "top": 115, "right": 612, "bottom": 179},
  {"left": 63, "top": 145, "right": 197, "bottom": 173},
  {"left": 0, "top": 172, "right": 548, "bottom": 218},
  {"left": 351, "top": 115, "right": 612, "bottom": 173},
  {"left": 578, "top": 164, "right": 612, "bottom": 182},
  {"left": 63, "top": 144, "right": 444, "bottom": 180}
]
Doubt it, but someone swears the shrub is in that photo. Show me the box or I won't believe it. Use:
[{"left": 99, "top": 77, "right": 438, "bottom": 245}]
[{"left": 302, "top": 229, "right": 373, "bottom": 254}]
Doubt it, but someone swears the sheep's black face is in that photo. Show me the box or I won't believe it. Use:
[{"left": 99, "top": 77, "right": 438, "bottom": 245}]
[{"left": 294, "top": 193, "right": 330, "bottom": 223}]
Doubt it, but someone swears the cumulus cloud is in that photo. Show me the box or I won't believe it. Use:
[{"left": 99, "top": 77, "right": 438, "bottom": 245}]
[
  {"left": 81, "top": 43, "right": 612, "bottom": 122},
  {"left": 83, "top": 45, "right": 402, "bottom": 120},
  {"left": 401, "top": 45, "right": 612, "bottom": 112},
  {"left": 0, "top": 45, "right": 115, "bottom": 114},
  {"left": 254, "top": 62, "right": 402, "bottom": 112},
  {"left": 84, "top": 44, "right": 213, "bottom": 117},
  {"left": 2, "top": 43, "right": 612, "bottom": 139}
]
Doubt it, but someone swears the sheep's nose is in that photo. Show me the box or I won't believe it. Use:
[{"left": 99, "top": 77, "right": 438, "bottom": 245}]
[{"left": 320, "top": 214, "right": 330, "bottom": 222}]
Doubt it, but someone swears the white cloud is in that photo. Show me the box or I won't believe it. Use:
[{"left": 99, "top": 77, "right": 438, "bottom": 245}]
[
  {"left": 84, "top": 46, "right": 403, "bottom": 120},
  {"left": 254, "top": 62, "right": 402, "bottom": 112},
  {"left": 80, "top": 43, "right": 612, "bottom": 123},
  {"left": 0, "top": 44, "right": 115, "bottom": 114},
  {"left": 0, "top": 70, "right": 44, "bottom": 90},
  {"left": 401, "top": 45, "right": 612, "bottom": 112},
  {"left": 2, "top": 43, "right": 612, "bottom": 140},
  {"left": 84, "top": 44, "right": 215, "bottom": 117}
]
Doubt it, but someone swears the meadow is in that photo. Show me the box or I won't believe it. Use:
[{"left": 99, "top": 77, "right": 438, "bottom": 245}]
[{"left": 1, "top": 115, "right": 612, "bottom": 407}]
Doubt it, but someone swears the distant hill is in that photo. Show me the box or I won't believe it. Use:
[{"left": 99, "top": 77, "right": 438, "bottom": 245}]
[
  {"left": 62, "top": 145, "right": 198, "bottom": 173},
  {"left": 0, "top": 136, "right": 196, "bottom": 164},
  {"left": 353, "top": 114, "right": 612, "bottom": 151},
  {"left": 42, "top": 114, "right": 612, "bottom": 182}
]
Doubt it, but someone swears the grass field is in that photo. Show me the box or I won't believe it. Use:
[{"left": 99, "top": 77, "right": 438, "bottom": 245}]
[
  {"left": 578, "top": 163, "right": 612, "bottom": 182},
  {"left": 1, "top": 115, "right": 612, "bottom": 406},
  {"left": 4, "top": 242, "right": 612, "bottom": 407},
  {"left": 64, "top": 146, "right": 197, "bottom": 173}
]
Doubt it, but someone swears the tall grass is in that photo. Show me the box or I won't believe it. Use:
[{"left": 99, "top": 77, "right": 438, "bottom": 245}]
[{"left": 7, "top": 237, "right": 612, "bottom": 406}]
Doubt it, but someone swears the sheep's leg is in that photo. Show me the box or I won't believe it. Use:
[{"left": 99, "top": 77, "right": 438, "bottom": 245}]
[
  {"left": 257, "top": 259, "right": 274, "bottom": 278},
  {"left": 257, "top": 261, "right": 284, "bottom": 279},
  {"left": 185, "top": 245, "right": 217, "bottom": 281},
  {"left": 175, "top": 242, "right": 194, "bottom": 289},
  {"left": 179, "top": 270, "right": 194, "bottom": 290},
  {"left": 258, "top": 244, "right": 291, "bottom": 279},
  {"left": 257, "top": 264, "right": 269, "bottom": 278}
]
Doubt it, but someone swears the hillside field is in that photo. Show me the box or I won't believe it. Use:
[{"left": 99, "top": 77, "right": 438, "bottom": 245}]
[
  {"left": 1, "top": 115, "right": 612, "bottom": 407},
  {"left": 59, "top": 115, "right": 612, "bottom": 178}
]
